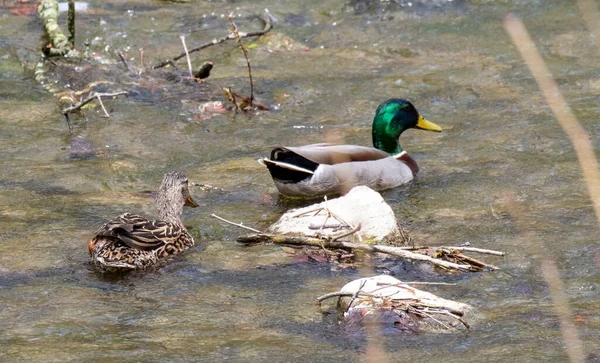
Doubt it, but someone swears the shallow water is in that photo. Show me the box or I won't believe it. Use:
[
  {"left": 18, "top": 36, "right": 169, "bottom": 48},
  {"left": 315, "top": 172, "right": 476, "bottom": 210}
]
[{"left": 0, "top": 0, "right": 599, "bottom": 361}]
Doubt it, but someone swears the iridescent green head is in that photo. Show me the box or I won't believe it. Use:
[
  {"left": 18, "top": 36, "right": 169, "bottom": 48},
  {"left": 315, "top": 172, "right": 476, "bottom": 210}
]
[{"left": 371, "top": 98, "right": 442, "bottom": 155}]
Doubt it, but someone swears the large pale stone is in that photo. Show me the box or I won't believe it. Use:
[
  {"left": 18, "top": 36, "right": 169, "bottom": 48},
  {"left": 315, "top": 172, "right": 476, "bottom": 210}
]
[
  {"left": 268, "top": 186, "right": 399, "bottom": 243},
  {"left": 339, "top": 275, "right": 470, "bottom": 314},
  {"left": 337, "top": 275, "right": 472, "bottom": 332}
]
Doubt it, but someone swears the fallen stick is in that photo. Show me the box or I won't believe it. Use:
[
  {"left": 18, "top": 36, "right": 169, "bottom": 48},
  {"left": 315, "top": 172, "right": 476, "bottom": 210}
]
[
  {"left": 330, "top": 223, "right": 361, "bottom": 242},
  {"left": 38, "top": 0, "right": 78, "bottom": 57},
  {"left": 153, "top": 10, "right": 273, "bottom": 70},
  {"left": 115, "top": 50, "right": 133, "bottom": 73},
  {"left": 396, "top": 245, "right": 505, "bottom": 256},
  {"left": 236, "top": 233, "right": 482, "bottom": 272},
  {"left": 96, "top": 94, "right": 110, "bottom": 117},
  {"left": 380, "top": 281, "right": 457, "bottom": 286},
  {"left": 316, "top": 291, "right": 354, "bottom": 303},
  {"left": 211, "top": 213, "right": 262, "bottom": 233},
  {"left": 180, "top": 35, "right": 193, "bottom": 78},
  {"left": 447, "top": 251, "right": 499, "bottom": 271},
  {"left": 229, "top": 13, "right": 255, "bottom": 109},
  {"left": 62, "top": 91, "right": 128, "bottom": 116}
]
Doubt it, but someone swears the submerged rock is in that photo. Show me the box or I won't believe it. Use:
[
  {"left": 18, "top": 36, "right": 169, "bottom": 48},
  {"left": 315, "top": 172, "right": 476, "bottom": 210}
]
[
  {"left": 69, "top": 135, "right": 95, "bottom": 160},
  {"left": 268, "top": 186, "right": 402, "bottom": 244}
]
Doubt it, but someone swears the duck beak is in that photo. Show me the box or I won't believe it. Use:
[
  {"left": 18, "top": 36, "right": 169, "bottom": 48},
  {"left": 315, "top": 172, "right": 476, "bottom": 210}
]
[
  {"left": 185, "top": 195, "right": 199, "bottom": 208},
  {"left": 88, "top": 240, "right": 96, "bottom": 256},
  {"left": 416, "top": 115, "right": 442, "bottom": 132}
]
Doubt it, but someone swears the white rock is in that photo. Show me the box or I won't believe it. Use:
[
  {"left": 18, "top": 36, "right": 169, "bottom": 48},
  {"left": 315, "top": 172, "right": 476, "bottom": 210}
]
[
  {"left": 339, "top": 275, "right": 470, "bottom": 315},
  {"left": 268, "top": 186, "right": 399, "bottom": 242}
]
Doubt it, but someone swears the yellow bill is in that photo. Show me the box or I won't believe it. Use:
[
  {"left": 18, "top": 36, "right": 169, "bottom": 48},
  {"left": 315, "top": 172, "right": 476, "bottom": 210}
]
[{"left": 416, "top": 115, "right": 442, "bottom": 132}]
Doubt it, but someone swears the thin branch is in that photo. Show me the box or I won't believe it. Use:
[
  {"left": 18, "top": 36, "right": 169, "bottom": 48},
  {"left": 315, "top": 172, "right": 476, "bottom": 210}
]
[
  {"left": 293, "top": 198, "right": 363, "bottom": 242},
  {"left": 345, "top": 280, "right": 368, "bottom": 314},
  {"left": 434, "top": 310, "right": 471, "bottom": 329},
  {"left": 381, "top": 281, "right": 457, "bottom": 286},
  {"left": 153, "top": 10, "right": 273, "bottom": 69},
  {"left": 223, "top": 87, "right": 240, "bottom": 113},
  {"left": 444, "top": 249, "right": 499, "bottom": 270},
  {"left": 446, "top": 246, "right": 505, "bottom": 256},
  {"left": 414, "top": 309, "right": 452, "bottom": 330},
  {"left": 96, "top": 94, "right": 110, "bottom": 117},
  {"left": 211, "top": 213, "right": 261, "bottom": 233},
  {"left": 330, "top": 223, "right": 361, "bottom": 242},
  {"left": 291, "top": 207, "right": 324, "bottom": 218},
  {"left": 62, "top": 91, "right": 128, "bottom": 116},
  {"left": 115, "top": 50, "right": 133, "bottom": 73},
  {"left": 316, "top": 291, "right": 354, "bottom": 303},
  {"left": 237, "top": 233, "right": 478, "bottom": 272},
  {"left": 400, "top": 245, "right": 505, "bottom": 256},
  {"left": 139, "top": 48, "right": 145, "bottom": 75},
  {"left": 229, "top": 13, "right": 254, "bottom": 107},
  {"left": 64, "top": 113, "right": 72, "bottom": 133},
  {"left": 179, "top": 36, "right": 193, "bottom": 78}
]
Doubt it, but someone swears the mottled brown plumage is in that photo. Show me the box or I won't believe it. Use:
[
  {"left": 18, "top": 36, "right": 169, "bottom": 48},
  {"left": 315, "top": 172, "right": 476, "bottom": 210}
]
[{"left": 89, "top": 172, "right": 198, "bottom": 273}]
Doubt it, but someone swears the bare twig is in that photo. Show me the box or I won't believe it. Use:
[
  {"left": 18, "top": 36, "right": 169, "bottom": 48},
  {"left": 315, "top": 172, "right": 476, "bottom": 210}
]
[
  {"left": 345, "top": 279, "right": 368, "bottom": 314},
  {"left": 115, "top": 50, "right": 133, "bottom": 73},
  {"left": 139, "top": 48, "right": 145, "bottom": 75},
  {"left": 179, "top": 36, "right": 193, "bottom": 78},
  {"left": 401, "top": 245, "right": 505, "bottom": 256},
  {"left": 223, "top": 87, "right": 240, "bottom": 113},
  {"left": 293, "top": 197, "right": 363, "bottom": 242},
  {"left": 381, "top": 281, "right": 457, "bottom": 286},
  {"left": 229, "top": 13, "right": 254, "bottom": 108},
  {"left": 64, "top": 113, "right": 73, "bottom": 133},
  {"left": 96, "top": 94, "right": 110, "bottom": 117},
  {"left": 292, "top": 207, "right": 324, "bottom": 218},
  {"left": 445, "top": 250, "right": 499, "bottom": 270},
  {"left": 330, "top": 223, "right": 361, "bottom": 242},
  {"left": 316, "top": 291, "right": 355, "bottom": 303},
  {"left": 62, "top": 91, "right": 128, "bottom": 117},
  {"left": 327, "top": 209, "right": 362, "bottom": 242},
  {"left": 153, "top": 10, "right": 273, "bottom": 70},
  {"left": 211, "top": 213, "right": 261, "bottom": 233},
  {"left": 434, "top": 310, "right": 470, "bottom": 329},
  {"left": 415, "top": 309, "right": 452, "bottom": 330},
  {"left": 446, "top": 246, "right": 505, "bottom": 256},
  {"left": 237, "top": 233, "right": 480, "bottom": 272}
]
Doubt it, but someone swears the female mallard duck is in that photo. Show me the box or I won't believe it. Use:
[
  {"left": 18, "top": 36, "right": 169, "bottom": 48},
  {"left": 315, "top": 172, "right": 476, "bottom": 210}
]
[
  {"left": 259, "top": 98, "right": 442, "bottom": 197},
  {"left": 88, "top": 172, "right": 199, "bottom": 272}
]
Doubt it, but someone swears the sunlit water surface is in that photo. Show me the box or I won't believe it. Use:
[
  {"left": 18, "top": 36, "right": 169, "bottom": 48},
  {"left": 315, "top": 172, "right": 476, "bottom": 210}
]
[{"left": 0, "top": 0, "right": 598, "bottom": 361}]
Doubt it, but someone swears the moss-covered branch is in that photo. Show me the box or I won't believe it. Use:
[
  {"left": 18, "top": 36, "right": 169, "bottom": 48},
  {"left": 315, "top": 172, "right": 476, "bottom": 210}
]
[{"left": 38, "top": 0, "right": 79, "bottom": 57}]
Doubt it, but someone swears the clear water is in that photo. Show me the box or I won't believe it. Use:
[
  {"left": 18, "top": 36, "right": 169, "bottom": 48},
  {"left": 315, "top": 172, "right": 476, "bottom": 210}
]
[{"left": 0, "top": 0, "right": 598, "bottom": 361}]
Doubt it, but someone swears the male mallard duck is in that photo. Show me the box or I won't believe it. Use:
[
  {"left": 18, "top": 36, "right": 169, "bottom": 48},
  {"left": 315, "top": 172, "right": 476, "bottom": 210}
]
[
  {"left": 89, "top": 172, "right": 199, "bottom": 272},
  {"left": 259, "top": 98, "right": 442, "bottom": 197}
]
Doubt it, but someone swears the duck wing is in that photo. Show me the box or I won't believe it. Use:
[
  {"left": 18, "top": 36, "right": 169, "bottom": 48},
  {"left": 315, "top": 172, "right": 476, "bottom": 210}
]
[
  {"left": 259, "top": 144, "right": 392, "bottom": 185},
  {"left": 282, "top": 144, "right": 390, "bottom": 165},
  {"left": 95, "top": 213, "right": 183, "bottom": 250}
]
